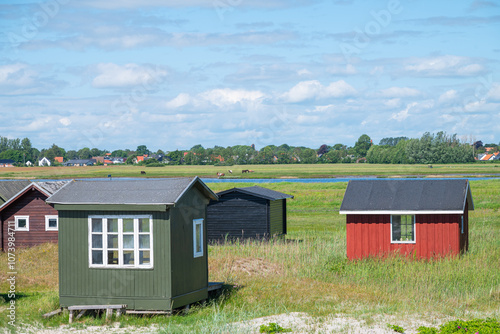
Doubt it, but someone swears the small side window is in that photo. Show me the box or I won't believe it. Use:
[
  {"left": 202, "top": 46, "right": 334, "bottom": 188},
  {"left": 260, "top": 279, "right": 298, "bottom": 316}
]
[
  {"left": 15, "top": 216, "right": 29, "bottom": 231},
  {"left": 45, "top": 215, "right": 59, "bottom": 231},
  {"left": 193, "top": 219, "right": 204, "bottom": 258}
]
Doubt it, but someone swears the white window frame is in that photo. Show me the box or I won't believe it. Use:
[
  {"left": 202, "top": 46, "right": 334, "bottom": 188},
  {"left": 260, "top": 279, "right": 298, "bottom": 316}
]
[
  {"left": 15, "top": 215, "right": 29, "bottom": 231},
  {"left": 88, "top": 215, "right": 154, "bottom": 269},
  {"left": 390, "top": 215, "right": 416, "bottom": 244},
  {"left": 193, "top": 218, "right": 204, "bottom": 258},
  {"left": 45, "top": 215, "right": 59, "bottom": 231}
]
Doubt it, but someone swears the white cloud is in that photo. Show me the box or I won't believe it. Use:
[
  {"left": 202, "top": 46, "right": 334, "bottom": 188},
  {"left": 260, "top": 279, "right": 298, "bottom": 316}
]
[
  {"left": 403, "top": 55, "right": 486, "bottom": 77},
  {"left": 165, "top": 93, "right": 192, "bottom": 109},
  {"left": 438, "top": 89, "right": 459, "bottom": 104},
  {"left": 378, "top": 87, "right": 421, "bottom": 98},
  {"left": 390, "top": 100, "right": 435, "bottom": 122},
  {"left": 199, "top": 88, "right": 266, "bottom": 108},
  {"left": 92, "top": 63, "right": 167, "bottom": 88},
  {"left": 384, "top": 98, "right": 402, "bottom": 108},
  {"left": 282, "top": 80, "right": 357, "bottom": 103},
  {"left": 390, "top": 102, "right": 417, "bottom": 122},
  {"left": 297, "top": 68, "right": 312, "bottom": 76},
  {"left": 59, "top": 117, "right": 72, "bottom": 126},
  {"left": 0, "top": 64, "right": 34, "bottom": 86},
  {"left": 0, "top": 63, "right": 63, "bottom": 95},
  {"left": 310, "top": 104, "right": 335, "bottom": 112},
  {"left": 486, "top": 83, "right": 500, "bottom": 101},
  {"left": 164, "top": 88, "right": 267, "bottom": 110}
]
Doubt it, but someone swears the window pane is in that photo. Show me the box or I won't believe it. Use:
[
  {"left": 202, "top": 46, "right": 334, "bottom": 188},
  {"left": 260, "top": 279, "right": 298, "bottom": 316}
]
[
  {"left": 92, "top": 234, "right": 102, "bottom": 248},
  {"left": 400, "top": 215, "right": 413, "bottom": 241},
  {"left": 92, "top": 218, "right": 102, "bottom": 232},
  {"left": 108, "top": 234, "right": 118, "bottom": 248},
  {"left": 123, "top": 235, "right": 134, "bottom": 249},
  {"left": 123, "top": 219, "right": 134, "bottom": 232},
  {"left": 107, "top": 251, "right": 118, "bottom": 265},
  {"left": 196, "top": 224, "right": 202, "bottom": 253},
  {"left": 140, "top": 251, "right": 150, "bottom": 264},
  {"left": 392, "top": 215, "right": 401, "bottom": 241},
  {"left": 48, "top": 218, "right": 57, "bottom": 228},
  {"left": 18, "top": 219, "right": 26, "bottom": 228},
  {"left": 139, "top": 235, "right": 150, "bottom": 249},
  {"left": 92, "top": 250, "right": 103, "bottom": 264},
  {"left": 123, "top": 251, "right": 134, "bottom": 265},
  {"left": 107, "top": 219, "right": 118, "bottom": 232},
  {"left": 139, "top": 218, "right": 150, "bottom": 232}
]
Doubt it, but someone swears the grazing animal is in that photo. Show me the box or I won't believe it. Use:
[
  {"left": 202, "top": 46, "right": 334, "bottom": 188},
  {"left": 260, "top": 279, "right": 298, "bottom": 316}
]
[
  {"left": 248, "top": 170, "right": 254, "bottom": 173},
  {"left": 228, "top": 170, "right": 233, "bottom": 174},
  {"left": 217, "top": 172, "right": 225, "bottom": 178},
  {"left": 242, "top": 169, "right": 249, "bottom": 173},
  {"left": 140, "top": 171, "right": 146, "bottom": 175}
]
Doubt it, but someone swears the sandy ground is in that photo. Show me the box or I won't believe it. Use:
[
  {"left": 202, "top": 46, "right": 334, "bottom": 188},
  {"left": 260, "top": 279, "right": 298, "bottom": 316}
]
[{"left": 4, "top": 312, "right": 456, "bottom": 334}]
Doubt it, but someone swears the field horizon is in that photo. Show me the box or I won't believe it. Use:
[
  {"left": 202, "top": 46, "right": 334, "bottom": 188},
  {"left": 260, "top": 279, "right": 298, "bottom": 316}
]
[{"left": 0, "top": 163, "right": 500, "bottom": 180}]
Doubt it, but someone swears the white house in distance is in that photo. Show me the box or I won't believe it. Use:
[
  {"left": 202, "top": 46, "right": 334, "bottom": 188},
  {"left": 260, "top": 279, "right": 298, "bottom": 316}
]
[{"left": 38, "top": 157, "right": 51, "bottom": 166}]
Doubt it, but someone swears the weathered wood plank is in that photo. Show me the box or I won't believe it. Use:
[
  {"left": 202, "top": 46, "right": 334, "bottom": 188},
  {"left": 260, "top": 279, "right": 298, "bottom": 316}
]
[
  {"left": 67, "top": 304, "right": 127, "bottom": 310},
  {"left": 42, "top": 308, "right": 62, "bottom": 318}
]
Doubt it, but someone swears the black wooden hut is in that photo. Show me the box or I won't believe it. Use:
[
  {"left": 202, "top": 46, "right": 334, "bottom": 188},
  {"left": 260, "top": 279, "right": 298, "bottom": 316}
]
[{"left": 207, "top": 186, "right": 293, "bottom": 241}]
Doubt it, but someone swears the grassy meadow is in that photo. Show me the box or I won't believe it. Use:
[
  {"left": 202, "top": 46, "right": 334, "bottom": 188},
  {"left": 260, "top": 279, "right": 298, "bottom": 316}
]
[
  {"left": 0, "top": 179, "right": 499, "bottom": 332},
  {"left": 0, "top": 162, "right": 500, "bottom": 180}
]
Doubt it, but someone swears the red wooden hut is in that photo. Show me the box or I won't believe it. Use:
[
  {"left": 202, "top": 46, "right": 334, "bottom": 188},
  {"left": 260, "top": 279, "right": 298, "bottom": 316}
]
[
  {"left": 0, "top": 181, "right": 69, "bottom": 250},
  {"left": 339, "top": 179, "right": 474, "bottom": 260}
]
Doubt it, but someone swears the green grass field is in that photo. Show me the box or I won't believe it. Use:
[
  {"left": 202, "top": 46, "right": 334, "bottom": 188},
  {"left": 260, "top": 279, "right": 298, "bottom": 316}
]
[
  {"left": 1, "top": 162, "right": 500, "bottom": 180},
  {"left": 0, "top": 179, "right": 499, "bottom": 333}
]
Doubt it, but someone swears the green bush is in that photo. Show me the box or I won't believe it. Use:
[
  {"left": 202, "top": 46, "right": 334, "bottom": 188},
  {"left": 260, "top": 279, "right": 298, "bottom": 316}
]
[
  {"left": 417, "top": 318, "right": 500, "bottom": 334},
  {"left": 388, "top": 323, "right": 405, "bottom": 333},
  {"left": 259, "top": 322, "right": 292, "bottom": 333}
]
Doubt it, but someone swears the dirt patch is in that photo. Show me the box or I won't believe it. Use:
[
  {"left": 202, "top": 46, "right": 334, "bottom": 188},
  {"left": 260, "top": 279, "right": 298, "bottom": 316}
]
[
  {"left": 230, "top": 257, "right": 283, "bottom": 277},
  {"left": 209, "top": 256, "right": 284, "bottom": 283}
]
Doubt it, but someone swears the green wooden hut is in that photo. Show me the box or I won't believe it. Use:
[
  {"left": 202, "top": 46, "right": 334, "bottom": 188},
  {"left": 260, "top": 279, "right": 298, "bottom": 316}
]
[{"left": 46, "top": 177, "right": 218, "bottom": 311}]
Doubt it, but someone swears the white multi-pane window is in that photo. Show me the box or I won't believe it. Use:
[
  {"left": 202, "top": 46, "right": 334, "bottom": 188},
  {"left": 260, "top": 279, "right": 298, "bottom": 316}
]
[
  {"left": 45, "top": 215, "right": 58, "bottom": 231},
  {"left": 391, "top": 215, "right": 415, "bottom": 243},
  {"left": 193, "top": 218, "right": 203, "bottom": 258},
  {"left": 89, "top": 215, "right": 153, "bottom": 268}
]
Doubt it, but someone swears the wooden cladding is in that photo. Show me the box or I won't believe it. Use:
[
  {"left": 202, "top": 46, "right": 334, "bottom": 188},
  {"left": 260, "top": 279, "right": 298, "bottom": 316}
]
[
  {"left": 207, "top": 191, "right": 288, "bottom": 242},
  {"left": 346, "top": 212, "right": 468, "bottom": 260},
  {"left": 1, "top": 188, "right": 58, "bottom": 250}
]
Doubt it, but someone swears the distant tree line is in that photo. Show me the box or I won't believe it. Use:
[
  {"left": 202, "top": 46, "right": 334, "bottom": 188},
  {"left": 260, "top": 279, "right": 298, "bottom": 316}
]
[{"left": 0, "top": 131, "right": 497, "bottom": 166}]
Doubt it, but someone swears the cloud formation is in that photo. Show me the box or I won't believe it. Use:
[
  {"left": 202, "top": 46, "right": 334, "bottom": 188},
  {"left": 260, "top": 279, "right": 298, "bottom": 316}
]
[{"left": 282, "top": 80, "right": 357, "bottom": 103}]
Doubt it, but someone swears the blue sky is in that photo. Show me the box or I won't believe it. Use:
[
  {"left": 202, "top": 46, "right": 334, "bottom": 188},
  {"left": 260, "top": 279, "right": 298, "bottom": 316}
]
[{"left": 1, "top": 0, "right": 499, "bottom": 152}]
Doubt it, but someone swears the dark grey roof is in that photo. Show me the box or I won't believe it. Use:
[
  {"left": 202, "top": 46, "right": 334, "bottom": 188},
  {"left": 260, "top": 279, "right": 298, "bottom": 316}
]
[
  {"left": 218, "top": 186, "right": 294, "bottom": 200},
  {"left": 340, "top": 179, "right": 474, "bottom": 214},
  {"left": 46, "top": 177, "right": 217, "bottom": 205},
  {"left": 0, "top": 180, "right": 31, "bottom": 203},
  {"left": 65, "top": 159, "right": 95, "bottom": 164},
  {"left": 0, "top": 159, "right": 15, "bottom": 164}
]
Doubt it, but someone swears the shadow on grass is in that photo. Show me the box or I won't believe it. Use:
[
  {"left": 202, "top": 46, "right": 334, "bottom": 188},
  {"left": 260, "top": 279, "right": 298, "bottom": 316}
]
[{"left": 0, "top": 292, "right": 32, "bottom": 303}]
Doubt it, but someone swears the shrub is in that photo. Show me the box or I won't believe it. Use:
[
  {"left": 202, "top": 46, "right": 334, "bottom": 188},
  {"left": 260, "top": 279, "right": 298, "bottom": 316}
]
[{"left": 259, "top": 322, "right": 292, "bottom": 333}]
